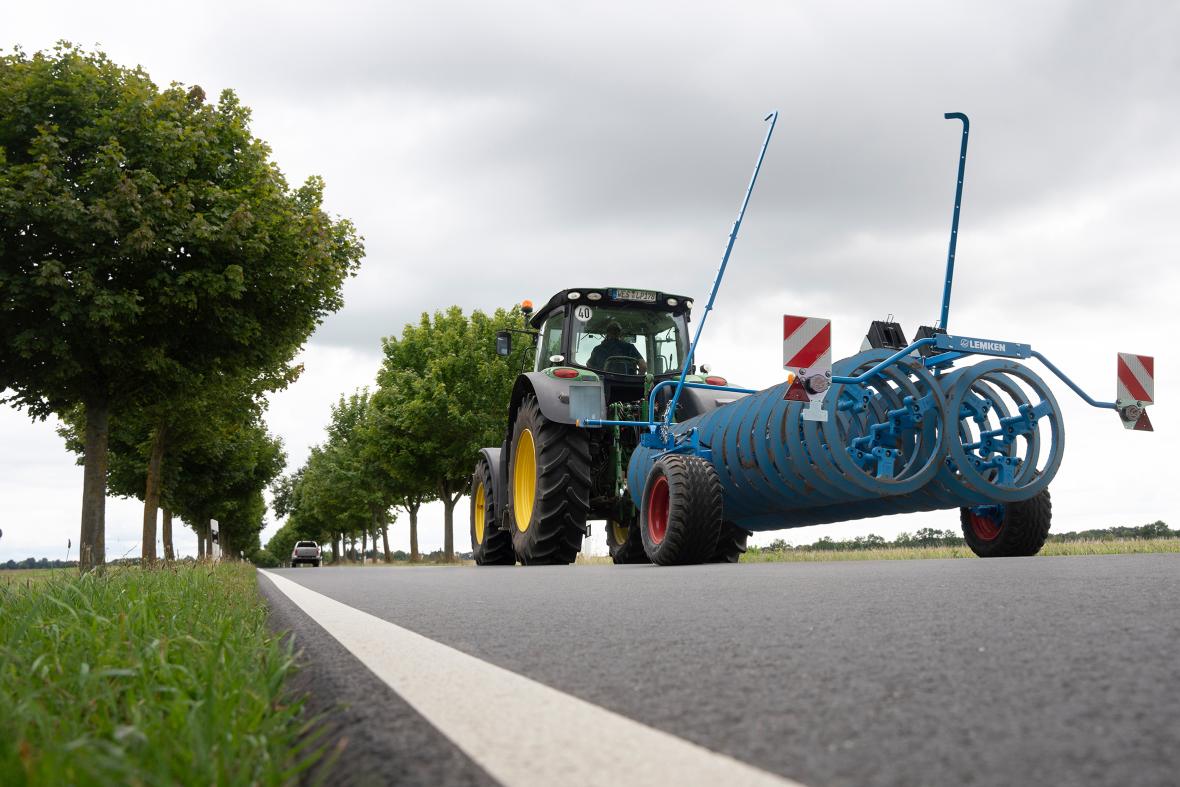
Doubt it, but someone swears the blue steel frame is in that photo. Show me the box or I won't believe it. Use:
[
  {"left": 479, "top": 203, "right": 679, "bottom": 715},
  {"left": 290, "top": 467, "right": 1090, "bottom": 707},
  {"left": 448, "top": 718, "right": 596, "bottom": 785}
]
[
  {"left": 828, "top": 334, "right": 1116, "bottom": 410},
  {"left": 939, "top": 113, "right": 969, "bottom": 331},
  {"left": 584, "top": 110, "right": 1118, "bottom": 452}
]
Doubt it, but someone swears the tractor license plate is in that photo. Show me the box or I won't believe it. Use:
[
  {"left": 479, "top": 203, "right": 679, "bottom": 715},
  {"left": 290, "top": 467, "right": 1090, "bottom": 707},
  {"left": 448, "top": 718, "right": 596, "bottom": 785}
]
[{"left": 610, "top": 288, "right": 657, "bottom": 303}]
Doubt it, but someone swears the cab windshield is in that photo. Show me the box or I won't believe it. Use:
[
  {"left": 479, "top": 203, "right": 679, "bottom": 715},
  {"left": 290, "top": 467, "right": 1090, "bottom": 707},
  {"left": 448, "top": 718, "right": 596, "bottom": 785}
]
[{"left": 570, "top": 306, "right": 688, "bottom": 376}]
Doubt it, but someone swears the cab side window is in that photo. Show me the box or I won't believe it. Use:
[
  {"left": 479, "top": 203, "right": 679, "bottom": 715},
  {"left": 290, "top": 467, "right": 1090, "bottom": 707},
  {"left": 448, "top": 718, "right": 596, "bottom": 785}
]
[{"left": 538, "top": 309, "right": 565, "bottom": 370}]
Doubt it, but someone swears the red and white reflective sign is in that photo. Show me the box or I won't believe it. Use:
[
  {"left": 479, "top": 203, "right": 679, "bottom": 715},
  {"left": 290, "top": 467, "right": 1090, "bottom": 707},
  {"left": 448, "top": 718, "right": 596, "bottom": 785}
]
[
  {"left": 783, "top": 315, "right": 831, "bottom": 410},
  {"left": 1116, "top": 352, "right": 1154, "bottom": 431}
]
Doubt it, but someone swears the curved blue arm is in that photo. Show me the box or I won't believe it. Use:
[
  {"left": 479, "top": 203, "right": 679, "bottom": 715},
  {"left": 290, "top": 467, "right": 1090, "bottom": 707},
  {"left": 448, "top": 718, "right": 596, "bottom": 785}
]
[{"left": 940, "top": 112, "right": 970, "bottom": 331}]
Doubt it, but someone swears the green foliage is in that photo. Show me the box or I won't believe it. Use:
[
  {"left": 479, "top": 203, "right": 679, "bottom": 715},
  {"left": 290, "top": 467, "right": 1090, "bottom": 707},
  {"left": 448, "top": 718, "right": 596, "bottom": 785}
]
[
  {"left": 366, "top": 305, "right": 531, "bottom": 557},
  {"left": 0, "top": 562, "right": 325, "bottom": 784},
  {"left": 1046, "top": 520, "right": 1174, "bottom": 542},
  {"left": 55, "top": 389, "right": 283, "bottom": 554},
  {"left": 0, "top": 43, "right": 362, "bottom": 416},
  {"left": 269, "top": 391, "right": 389, "bottom": 555},
  {"left": 2, "top": 559, "right": 76, "bottom": 570},
  {"left": 756, "top": 520, "right": 1174, "bottom": 555},
  {"left": 168, "top": 417, "right": 285, "bottom": 554},
  {"left": 0, "top": 43, "right": 361, "bottom": 566},
  {"left": 247, "top": 548, "right": 279, "bottom": 568},
  {"left": 265, "top": 522, "right": 303, "bottom": 567}
]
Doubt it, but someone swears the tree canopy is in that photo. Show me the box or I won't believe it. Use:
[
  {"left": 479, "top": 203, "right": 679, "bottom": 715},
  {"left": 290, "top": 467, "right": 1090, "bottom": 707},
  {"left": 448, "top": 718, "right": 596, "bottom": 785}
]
[
  {"left": 0, "top": 44, "right": 362, "bottom": 568},
  {"left": 267, "top": 305, "right": 529, "bottom": 564},
  {"left": 366, "top": 305, "right": 530, "bottom": 560}
]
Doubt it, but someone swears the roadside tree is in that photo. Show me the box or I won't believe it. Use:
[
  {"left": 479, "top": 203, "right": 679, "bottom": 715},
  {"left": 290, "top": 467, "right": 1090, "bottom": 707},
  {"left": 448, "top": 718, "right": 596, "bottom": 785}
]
[
  {"left": 0, "top": 45, "right": 362, "bottom": 569},
  {"left": 368, "top": 306, "right": 529, "bottom": 561}
]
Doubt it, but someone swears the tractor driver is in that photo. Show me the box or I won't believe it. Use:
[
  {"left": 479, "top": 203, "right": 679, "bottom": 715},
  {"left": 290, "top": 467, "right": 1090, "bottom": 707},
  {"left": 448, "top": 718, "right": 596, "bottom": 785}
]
[{"left": 588, "top": 321, "right": 647, "bottom": 374}]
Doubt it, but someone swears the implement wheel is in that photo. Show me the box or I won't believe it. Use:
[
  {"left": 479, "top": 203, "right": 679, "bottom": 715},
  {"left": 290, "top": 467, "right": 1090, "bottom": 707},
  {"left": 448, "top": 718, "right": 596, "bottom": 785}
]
[
  {"left": 960, "top": 488, "right": 1053, "bottom": 558},
  {"left": 509, "top": 395, "right": 590, "bottom": 564},
  {"left": 709, "top": 521, "right": 749, "bottom": 563},
  {"left": 640, "top": 455, "right": 723, "bottom": 565},
  {"left": 471, "top": 456, "right": 514, "bottom": 565},
  {"left": 606, "top": 512, "right": 649, "bottom": 564}
]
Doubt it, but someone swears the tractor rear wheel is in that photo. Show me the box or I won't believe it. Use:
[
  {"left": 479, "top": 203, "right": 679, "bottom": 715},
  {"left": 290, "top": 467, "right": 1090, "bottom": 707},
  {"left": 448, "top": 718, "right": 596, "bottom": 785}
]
[
  {"left": 640, "top": 455, "right": 723, "bottom": 565},
  {"left": 508, "top": 395, "right": 589, "bottom": 564},
  {"left": 960, "top": 488, "right": 1052, "bottom": 557},
  {"left": 471, "top": 456, "right": 514, "bottom": 565},
  {"left": 709, "top": 521, "right": 749, "bottom": 563},
  {"left": 606, "top": 512, "right": 648, "bottom": 564}
]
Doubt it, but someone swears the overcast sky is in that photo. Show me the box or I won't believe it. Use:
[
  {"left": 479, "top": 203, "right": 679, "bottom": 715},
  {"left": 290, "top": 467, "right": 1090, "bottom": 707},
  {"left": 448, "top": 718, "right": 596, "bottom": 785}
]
[{"left": 2, "top": 1, "right": 1176, "bottom": 561}]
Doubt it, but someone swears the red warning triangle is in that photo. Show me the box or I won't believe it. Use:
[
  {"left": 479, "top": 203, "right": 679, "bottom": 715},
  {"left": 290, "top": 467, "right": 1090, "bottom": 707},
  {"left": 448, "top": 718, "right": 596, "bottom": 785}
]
[
  {"left": 1134, "top": 409, "right": 1153, "bottom": 432},
  {"left": 784, "top": 378, "right": 810, "bottom": 402}
]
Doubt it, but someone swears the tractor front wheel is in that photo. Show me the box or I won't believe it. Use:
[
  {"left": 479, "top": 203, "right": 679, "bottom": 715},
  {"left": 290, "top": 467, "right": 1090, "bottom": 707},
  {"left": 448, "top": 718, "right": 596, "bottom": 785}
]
[
  {"left": 640, "top": 455, "right": 723, "bottom": 565},
  {"left": 508, "top": 396, "right": 590, "bottom": 564},
  {"left": 471, "top": 456, "right": 514, "bottom": 565},
  {"left": 960, "top": 489, "right": 1052, "bottom": 557},
  {"left": 606, "top": 512, "right": 648, "bottom": 564}
]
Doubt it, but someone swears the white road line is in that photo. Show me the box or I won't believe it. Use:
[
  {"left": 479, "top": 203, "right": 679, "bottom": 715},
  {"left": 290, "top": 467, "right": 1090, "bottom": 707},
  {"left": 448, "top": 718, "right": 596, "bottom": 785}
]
[{"left": 261, "top": 570, "right": 805, "bottom": 787}]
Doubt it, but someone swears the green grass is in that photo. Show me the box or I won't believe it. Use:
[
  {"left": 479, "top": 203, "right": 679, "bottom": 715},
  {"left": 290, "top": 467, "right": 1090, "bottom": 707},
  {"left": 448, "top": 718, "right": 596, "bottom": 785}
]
[
  {"left": 741, "top": 538, "right": 1180, "bottom": 562},
  {"left": 0, "top": 562, "right": 325, "bottom": 786}
]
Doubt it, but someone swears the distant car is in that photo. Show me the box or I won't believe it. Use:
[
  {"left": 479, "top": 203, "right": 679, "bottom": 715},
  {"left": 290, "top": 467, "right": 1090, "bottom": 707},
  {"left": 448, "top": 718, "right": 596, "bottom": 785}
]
[{"left": 291, "top": 541, "right": 322, "bottom": 567}]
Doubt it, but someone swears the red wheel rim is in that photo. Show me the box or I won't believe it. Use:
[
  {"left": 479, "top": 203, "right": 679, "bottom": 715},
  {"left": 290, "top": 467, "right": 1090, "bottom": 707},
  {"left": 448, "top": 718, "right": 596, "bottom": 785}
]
[
  {"left": 647, "top": 476, "right": 669, "bottom": 545},
  {"left": 969, "top": 509, "right": 1002, "bottom": 541}
]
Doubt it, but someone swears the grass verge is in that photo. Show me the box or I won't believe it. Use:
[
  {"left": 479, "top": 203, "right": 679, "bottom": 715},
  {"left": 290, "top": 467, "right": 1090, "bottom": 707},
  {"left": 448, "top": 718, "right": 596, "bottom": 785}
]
[
  {"left": 741, "top": 538, "right": 1180, "bottom": 562},
  {"left": 0, "top": 562, "right": 324, "bottom": 785}
]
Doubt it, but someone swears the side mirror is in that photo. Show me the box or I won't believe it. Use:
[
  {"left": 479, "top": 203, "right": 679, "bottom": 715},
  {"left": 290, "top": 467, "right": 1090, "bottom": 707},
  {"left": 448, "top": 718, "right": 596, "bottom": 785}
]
[{"left": 495, "top": 331, "right": 512, "bottom": 356}]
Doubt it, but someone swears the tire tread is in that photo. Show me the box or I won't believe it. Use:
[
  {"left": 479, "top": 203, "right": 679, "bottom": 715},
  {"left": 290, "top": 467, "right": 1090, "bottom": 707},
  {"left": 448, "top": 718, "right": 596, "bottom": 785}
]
[
  {"left": 510, "top": 396, "right": 589, "bottom": 565},
  {"left": 960, "top": 488, "right": 1052, "bottom": 558}
]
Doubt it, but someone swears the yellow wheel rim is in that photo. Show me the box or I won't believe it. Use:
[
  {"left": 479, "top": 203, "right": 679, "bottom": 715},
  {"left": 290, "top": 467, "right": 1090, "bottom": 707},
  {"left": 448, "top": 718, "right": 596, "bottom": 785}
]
[
  {"left": 611, "top": 520, "right": 629, "bottom": 545},
  {"left": 474, "top": 481, "right": 486, "bottom": 545},
  {"left": 513, "top": 429, "right": 537, "bottom": 532}
]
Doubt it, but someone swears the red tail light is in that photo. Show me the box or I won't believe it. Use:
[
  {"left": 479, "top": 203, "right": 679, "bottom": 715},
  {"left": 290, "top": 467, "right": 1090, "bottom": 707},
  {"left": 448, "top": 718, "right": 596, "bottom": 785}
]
[
  {"left": 553, "top": 368, "right": 579, "bottom": 379},
  {"left": 705, "top": 375, "right": 728, "bottom": 386}
]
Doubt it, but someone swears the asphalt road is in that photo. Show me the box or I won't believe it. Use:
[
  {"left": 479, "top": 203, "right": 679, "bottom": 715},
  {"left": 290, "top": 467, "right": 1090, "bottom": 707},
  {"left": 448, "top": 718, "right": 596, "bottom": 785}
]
[{"left": 261, "top": 554, "right": 1180, "bottom": 787}]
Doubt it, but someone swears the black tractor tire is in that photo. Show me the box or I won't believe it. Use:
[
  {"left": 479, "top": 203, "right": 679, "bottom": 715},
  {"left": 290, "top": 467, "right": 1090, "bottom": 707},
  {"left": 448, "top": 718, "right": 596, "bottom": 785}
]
[
  {"left": 710, "top": 521, "right": 749, "bottom": 563},
  {"left": 640, "top": 455, "right": 723, "bottom": 565},
  {"left": 471, "top": 456, "right": 515, "bottom": 565},
  {"left": 508, "top": 395, "right": 590, "bottom": 564},
  {"left": 606, "top": 512, "right": 649, "bottom": 564},
  {"left": 960, "top": 488, "right": 1052, "bottom": 558}
]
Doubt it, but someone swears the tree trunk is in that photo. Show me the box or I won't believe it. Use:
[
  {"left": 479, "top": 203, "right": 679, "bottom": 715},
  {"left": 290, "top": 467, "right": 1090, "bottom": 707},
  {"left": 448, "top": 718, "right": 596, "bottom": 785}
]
[
  {"left": 162, "top": 508, "right": 174, "bottom": 561},
  {"left": 440, "top": 482, "right": 460, "bottom": 562},
  {"left": 141, "top": 424, "right": 167, "bottom": 565},
  {"left": 333, "top": 532, "right": 341, "bottom": 564},
  {"left": 196, "top": 518, "right": 207, "bottom": 559},
  {"left": 79, "top": 401, "right": 110, "bottom": 572},
  {"left": 382, "top": 522, "right": 391, "bottom": 563},
  {"left": 408, "top": 501, "right": 420, "bottom": 562},
  {"left": 361, "top": 529, "right": 368, "bottom": 565}
]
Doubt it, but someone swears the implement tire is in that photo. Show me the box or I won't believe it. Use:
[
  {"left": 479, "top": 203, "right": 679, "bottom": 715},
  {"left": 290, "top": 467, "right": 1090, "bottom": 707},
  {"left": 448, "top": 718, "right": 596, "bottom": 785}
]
[
  {"left": 640, "top": 455, "right": 723, "bottom": 565},
  {"left": 606, "top": 512, "right": 649, "bottom": 564},
  {"left": 961, "top": 488, "right": 1052, "bottom": 558},
  {"left": 471, "top": 456, "right": 514, "bottom": 565},
  {"left": 709, "top": 521, "right": 749, "bottom": 563},
  {"left": 509, "top": 395, "right": 589, "bottom": 564}
]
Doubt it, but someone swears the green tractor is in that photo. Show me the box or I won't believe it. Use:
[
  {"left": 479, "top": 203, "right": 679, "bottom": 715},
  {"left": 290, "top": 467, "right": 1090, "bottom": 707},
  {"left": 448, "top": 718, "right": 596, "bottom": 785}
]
[{"left": 470, "top": 287, "right": 748, "bottom": 565}]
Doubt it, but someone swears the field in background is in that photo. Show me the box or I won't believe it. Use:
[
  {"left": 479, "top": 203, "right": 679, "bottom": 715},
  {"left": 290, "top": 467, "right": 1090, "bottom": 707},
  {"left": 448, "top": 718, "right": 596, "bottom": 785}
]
[
  {"left": 0, "top": 567, "right": 66, "bottom": 587},
  {"left": 742, "top": 538, "right": 1180, "bottom": 562},
  {"left": 0, "top": 562, "right": 327, "bottom": 785}
]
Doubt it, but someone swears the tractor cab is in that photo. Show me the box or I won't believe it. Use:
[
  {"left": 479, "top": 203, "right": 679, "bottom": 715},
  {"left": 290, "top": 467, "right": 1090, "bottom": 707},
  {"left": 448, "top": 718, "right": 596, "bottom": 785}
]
[{"left": 525, "top": 287, "right": 694, "bottom": 404}]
